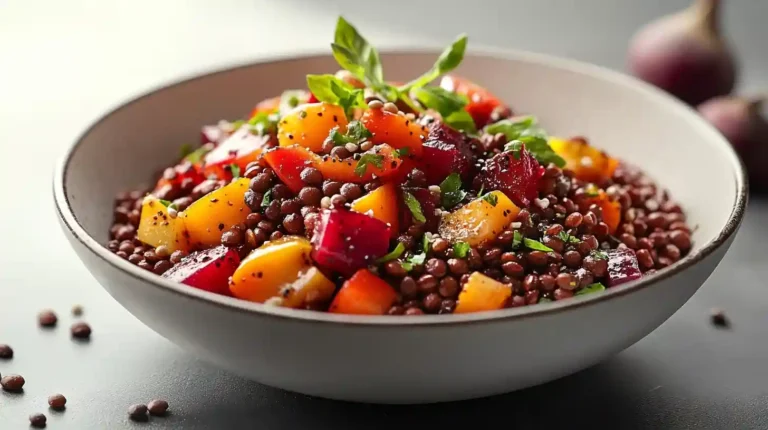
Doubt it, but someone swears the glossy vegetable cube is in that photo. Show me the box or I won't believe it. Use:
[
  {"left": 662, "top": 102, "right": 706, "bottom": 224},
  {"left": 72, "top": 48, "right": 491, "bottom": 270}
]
[
  {"left": 350, "top": 182, "right": 400, "bottom": 237},
  {"left": 400, "top": 187, "right": 441, "bottom": 232},
  {"left": 203, "top": 126, "right": 272, "bottom": 180},
  {"left": 162, "top": 245, "right": 239, "bottom": 296},
  {"left": 605, "top": 248, "right": 642, "bottom": 287},
  {"left": 262, "top": 145, "right": 314, "bottom": 194},
  {"left": 418, "top": 122, "right": 476, "bottom": 185},
  {"left": 310, "top": 208, "right": 391, "bottom": 276},
  {"left": 454, "top": 272, "right": 512, "bottom": 313},
  {"left": 549, "top": 137, "right": 619, "bottom": 182},
  {"left": 480, "top": 148, "right": 543, "bottom": 207},
  {"left": 181, "top": 178, "right": 251, "bottom": 248},
  {"left": 137, "top": 196, "right": 190, "bottom": 252},
  {"left": 440, "top": 75, "right": 511, "bottom": 128},
  {"left": 328, "top": 269, "right": 398, "bottom": 315},
  {"left": 229, "top": 236, "right": 332, "bottom": 305},
  {"left": 278, "top": 103, "right": 349, "bottom": 153},
  {"left": 275, "top": 266, "right": 337, "bottom": 309},
  {"left": 438, "top": 191, "right": 520, "bottom": 246},
  {"left": 360, "top": 108, "right": 427, "bottom": 156}
]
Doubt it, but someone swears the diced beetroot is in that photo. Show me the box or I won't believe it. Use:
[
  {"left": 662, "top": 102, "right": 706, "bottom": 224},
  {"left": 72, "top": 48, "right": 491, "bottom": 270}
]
[
  {"left": 605, "top": 248, "right": 642, "bottom": 287},
  {"left": 418, "top": 122, "right": 476, "bottom": 185},
  {"left": 400, "top": 187, "right": 440, "bottom": 232},
  {"left": 311, "top": 209, "right": 391, "bottom": 276},
  {"left": 479, "top": 147, "right": 544, "bottom": 207},
  {"left": 162, "top": 245, "right": 240, "bottom": 296}
]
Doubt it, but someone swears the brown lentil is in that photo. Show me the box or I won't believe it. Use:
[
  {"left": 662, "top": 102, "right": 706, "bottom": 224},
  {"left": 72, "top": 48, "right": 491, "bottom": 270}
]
[
  {"left": 129, "top": 404, "right": 149, "bottom": 422},
  {"left": 29, "top": 413, "right": 47, "bottom": 428},
  {"left": 148, "top": 399, "right": 169, "bottom": 416},
  {"left": 71, "top": 322, "right": 91, "bottom": 339},
  {"left": 38, "top": 310, "right": 57, "bottom": 327},
  {"left": 1, "top": 374, "right": 24, "bottom": 391},
  {"left": 48, "top": 393, "right": 67, "bottom": 409}
]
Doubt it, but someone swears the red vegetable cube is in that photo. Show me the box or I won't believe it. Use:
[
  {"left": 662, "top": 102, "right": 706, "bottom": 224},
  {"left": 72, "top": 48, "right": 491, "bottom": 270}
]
[
  {"left": 419, "top": 122, "right": 476, "bottom": 185},
  {"left": 310, "top": 209, "right": 391, "bottom": 276},
  {"left": 479, "top": 147, "right": 544, "bottom": 207},
  {"left": 606, "top": 248, "right": 642, "bottom": 287},
  {"left": 162, "top": 245, "right": 241, "bottom": 296},
  {"left": 203, "top": 126, "right": 272, "bottom": 180}
]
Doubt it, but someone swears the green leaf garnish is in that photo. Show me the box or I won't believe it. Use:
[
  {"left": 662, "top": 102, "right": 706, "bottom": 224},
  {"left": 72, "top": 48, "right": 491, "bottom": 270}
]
[
  {"left": 354, "top": 153, "right": 384, "bottom": 176},
  {"left": 183, "top": 145, "right": 211, "bottom": 164},
  {"left": 158, "top": 199, "right": 173, "bottom": 207},
  {"left": 261, "top": 189, "right": 273, "bottom": 208},
  {"left": 306, "top": 74, "right": 366, "bottom": 117},
  {"left": 400, "top": 34, "right": 468, "bottom": 90},
  {"left": 512, "top": 230, "right": 523, "bottom": 249},
  {"left": 590, "top": 250, "right": 609, "bottom": 261},
  {"left": 400, "top": 261, "right": 413, "bottom": 272},
  {"left": 413, "top": 86, "right": 477, "bottom": 133},
  {"left": 481, "top": 192, "right": 498, "bottom": 207},
  {"left": 488, "top": 116, "right": 565, "bottom": 167},
  {"left": 576, "top": 283, "right": 606, "bottom": 296},
  {"left": 332, "top": 16, "right": 383, "bottom": 86},
  {"left": 505, "top": 140, "right": 523, "bottom": 160},
  {"left": 518, "top": 135, "right": 567, "bottom": 168},
  {"left": 439, "top": 173, "right": 467, "bottom": 208},
  {"left": 403, "top": 191, "right": 427, "bottom": 223},
  {"left": 395, "top": 147, "right": 410, "bottom": 158},
  {"left": 453, "top": 241, "right": 470, "bottom": 258},
  {"left": 179, "top": 144, "right": 194, "bottom": 158},
  {"left": 375, "top": 243, "right": 406, "bottom": 264},
  {"left": 557, "top": 231, "right": 581, "bottom": 244},
  {"left": 444, "top": 110, "right": 478, "bottom": 134},
  {"left": 329, "top": 120, "right": 372, "bottom": 146},
  {"left": 228, "top": 164, "right": 241, "bottom": 179},
  {"left": 407, "top": 252, "right": 426, "bottom": 266},
  {"left": 523, "top": 238, "right": 553, "bottom": 252},
  {"left": 247, "top": 111, "right": 280, "bottom": 136},
  {"left": 422, "top": 232, "right": 433, "bottom": 254}
]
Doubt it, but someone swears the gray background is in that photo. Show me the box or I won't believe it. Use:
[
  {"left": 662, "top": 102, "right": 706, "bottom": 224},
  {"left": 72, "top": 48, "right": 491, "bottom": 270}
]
[{"left": 1, "top": 0, "right": 767, "bottom": 428}]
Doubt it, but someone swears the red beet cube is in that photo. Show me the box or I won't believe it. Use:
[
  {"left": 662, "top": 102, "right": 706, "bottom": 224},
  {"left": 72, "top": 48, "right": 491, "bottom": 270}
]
[
  {"left": 605, "top": 248, "right": 642, "bottom": 287},
  {"left": 311, "top": 209, "right": 391, "bottom": 276},
  {"left": 400, "top": 187, "right": 441, "bottom": 232},
  {"left": 479, "top": 147, "right": 543, "bottom": 207},
  {"left": 418, "top": 122, "right": 476, "bottom": 185},
  {"left": 162, "top": 246, "right": 241, "bottom": 296}
]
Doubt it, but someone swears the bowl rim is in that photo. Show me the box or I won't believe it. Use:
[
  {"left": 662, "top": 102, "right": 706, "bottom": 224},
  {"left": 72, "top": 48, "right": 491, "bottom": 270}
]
[{"left": 53, "top": 45, "right": 748, "bottom": 327}]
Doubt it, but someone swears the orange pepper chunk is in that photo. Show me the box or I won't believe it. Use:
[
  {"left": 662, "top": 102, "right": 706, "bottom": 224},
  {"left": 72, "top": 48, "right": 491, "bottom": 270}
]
[
  {"left": 350, "top": 182, "right": 400, "bottom": 237},
  {"left": 438, "top": 191, "right": 521, "bottom": 246},
  {"left": 580, "top": 188, "right": 622, "bottom": 234},
  {"left": 549, "top": 137, "right": 619, "bottom": 182},
  {"left": 439, "top": 75, "right": 510, "bottom": 128},
  {"left": 328, "top": 269, "right": 397, "bottom": 315},
  {"left": 202, "top": 127, "right": 272, "bottom": 180},
  {"left": 263, "top": 144, "right": 403, "bottom": 193},
  {"left": 278, "top": 103, "right": 349, "bottom": 153},
  {"left": 137, "top": 196, "right": 189, "bottom": 253},
  {"left": 454, "top": 272, "right": 512, "bottom": 314},
  {"left": 360, "top": 108, "right": 427, "bottom": 157},
  {"left": 181, "top": 178, "right": 251, "bottom": 248}
]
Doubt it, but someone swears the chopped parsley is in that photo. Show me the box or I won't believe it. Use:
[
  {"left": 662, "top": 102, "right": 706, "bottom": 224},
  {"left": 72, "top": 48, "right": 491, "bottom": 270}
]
[
  {"left": 488, "top": 116, "right": 565, "bottom": 167},
  {"left": 354, "top": 153, "right": 384, "bottom": 176},
  {"left": 511, "top": 230, "right": 523, "bottom": 249},
  {"left": 439, "top": 173, "right": 467, "bottom": 208},
  {"left": 329, "top": 120, "right": 372, "bottom": 146},
  {"left": 590, "top": 250, "right": 609, "bottom": 261},
  {"left": 422, "top": 232, "right": 433, "bottom": 254},
  {"left": 406, "top": 252, "right": 426, "bottom": 267},
  {"left": 557, "top": 231, "right": 581, "bottom": 244},
  {"left": 228, "top": 164, "right": 241, "bottom": 179},
  {"left": 523, "top": 238, "right": 553, "bottom": 252},
  {"left": 453, "top": 241, "right": 470, "bottom": 258},
  {"left": 403, "top": 191, "right": 427, "bottom": 223},
  {"left": 261, "top": 189, "right": 273, "bottom": 208},
  {"left": 481, "top": 192, "right": 498, "bottom": 207},
  {"left": 575, "top": 283, "right": 606, "bottom": 296},
  {"left": 375, "top": 243, "right": 406, "bottom": 264}
]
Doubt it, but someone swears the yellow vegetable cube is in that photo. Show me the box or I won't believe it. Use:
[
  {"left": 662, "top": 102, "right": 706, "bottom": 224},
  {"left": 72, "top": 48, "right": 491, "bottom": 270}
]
[
  {"left": 454, "top": 272, "right": 512, "bottom": 314},
  {"left": 438, "top": 191, "right": 520, "bottom": 246},
  {"left": 182, "top": 178, "right": 251, "bottom": 248},
  {"left": 136, "top": 196, "right": 189, "bottom": 252}
]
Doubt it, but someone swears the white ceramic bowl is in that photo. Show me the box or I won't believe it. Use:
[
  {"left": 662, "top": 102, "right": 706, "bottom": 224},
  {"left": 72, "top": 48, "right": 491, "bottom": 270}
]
[{"left": 54, "top": 48, "right": 746, "bottom": 404}]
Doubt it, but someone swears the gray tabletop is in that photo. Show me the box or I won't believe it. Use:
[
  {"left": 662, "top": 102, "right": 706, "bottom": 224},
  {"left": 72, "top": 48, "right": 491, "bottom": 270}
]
[{"left": 2, "top": 0, "right": 767, "bottom": 428}]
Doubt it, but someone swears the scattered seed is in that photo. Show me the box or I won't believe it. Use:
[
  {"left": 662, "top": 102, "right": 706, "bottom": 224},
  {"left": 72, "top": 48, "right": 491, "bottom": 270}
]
[
  {"left": 1, "top": 374, "right": 25, "bottom": 391},
  {"left": 0, "top": 344, "right": 12, "bottom": 359},
  {"left": 367, "top": 100, "right": 383, "bottom": 109},
  {"left": 128, "top": 404, "right": 149, "bottom": 422},
  {"left": 147, "top": 399, "right": 169, "bottom": 416},
  {"left": 29, "top": 413, "right": 47, "bottom": 428},
  {"left": 71, "top": 322, "right": 92, "bottom": 339},
  {"left": 382, "top": 102, "right": 398, "bottom": 113},
  {"left": 710, "top": 308, "right": 729, "bottom": 328},
  {"left": 71, "top": 305, "right": 84, "bottom": 316},
  {"left": 48, "top": 393, "right": 67, "bottom": 409},
  {"left": 38, "top": 310, "right": 57, "bottom": 327}
]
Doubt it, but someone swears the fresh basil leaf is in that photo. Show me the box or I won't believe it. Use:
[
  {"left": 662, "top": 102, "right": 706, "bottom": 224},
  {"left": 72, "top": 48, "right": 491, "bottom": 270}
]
[
  {"left": 183, "top": 145, "right": 211, "bottom": 164},
  {"left": 512, "top": 230, "right": 523, "bottom": 249},
  {"left": 422, "top": 232, "right": 433, "bottom": 254},
  {"left": 576, "top": 283, "right": 606, "bottom": 296},
  {"left": 375, "top": 243, "right": 406, "bottom": 263},
  {"left": 444, "top": 110, "right": 477, "bottom": 134},
  {"left": 228, "top": 164, "right": 241, "bottom": 179},
  {"left": 556, "top": 231, "right": 581, "bottom": 244},
  {"left": 403, "top": 191, "right": 427, "bottom": 223},
  {"left": 333, "top": 17, "right": 383, "bottom": 86},
  {"left": 453, "top": 241, "right": 470, "bottom": 258},
  {"left": 354, "top": 153, "right": 384, "bottom": 176},
  {"left": 590, "top": 250, "right": 609, "bottom": 261},
  {"left": 407, "top": 252, "right": 426, "bottom": 266},
  {"left": 523, "top": 238, "right": 553, "bottom": 252},
  {"left": 486, "top": 116, "right": 538, "bottom": 139},
  {"left": 306, "top": 74, "right": 346, "bottom": 104},
  {"left": 261, "top": 189, "right": 273, "bottom": 207},
  {"left": 481, "top": 192, "right": 498, "bottom": 207},
  {"left": 413, "top": 86, "right": 466, "bottom": 117},
  {"left": 439, "top": 173, "right": 466, "bottom": 208},
  {"left": 401, "top": 34, "right": 468, "bottom": 90}
]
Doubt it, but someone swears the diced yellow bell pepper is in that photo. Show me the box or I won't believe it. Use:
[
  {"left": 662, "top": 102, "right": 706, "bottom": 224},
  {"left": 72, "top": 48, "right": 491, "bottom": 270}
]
[
  {"left": 181, "top": 178, "right": 251, "bottom": 248},
  {"left": 350, "top": 182, "right": 399, "bottom": 236},
  {"left": 438, "top": 191, "right": 520, "bottom": 246},
  {"left": 137, "top": 195, "right": 189, "bottom": 252},
  {"left": 454, "top": 272, "right": 512, "bottom": 314},
  {"left": 273, "top": 266, "right": 336, "bottom": 308},
  {"left": 229, "top": 236, "right": 322, "bottom": 304}
]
